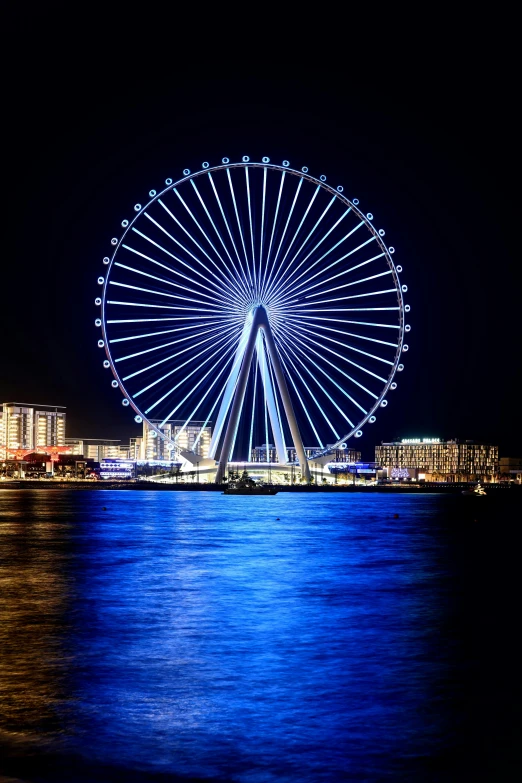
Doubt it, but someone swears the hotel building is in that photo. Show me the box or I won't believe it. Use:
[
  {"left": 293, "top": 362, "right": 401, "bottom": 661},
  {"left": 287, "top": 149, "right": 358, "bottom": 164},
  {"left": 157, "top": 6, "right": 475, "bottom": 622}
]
[
  {"left": 0, "top": 402, "right": 66, "bottom": 456},
  {"left": 375, "top": 438, "right": 499, "bottom": 482}
]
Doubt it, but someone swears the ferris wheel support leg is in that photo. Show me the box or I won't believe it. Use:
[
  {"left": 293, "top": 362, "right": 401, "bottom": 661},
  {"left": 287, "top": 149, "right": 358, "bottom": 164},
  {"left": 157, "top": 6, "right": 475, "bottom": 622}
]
[
  {"left": 215, "top": 305, "right": 311, "bottom": 484},
  {"left": 256, "top": 334, "right": 287, "bottom": 465},
  {"left": 214, "top": 311, "right": 262, "bottom": 484},
  {"left": 260, "top": 317, "right": 311, "bottom": 483}
]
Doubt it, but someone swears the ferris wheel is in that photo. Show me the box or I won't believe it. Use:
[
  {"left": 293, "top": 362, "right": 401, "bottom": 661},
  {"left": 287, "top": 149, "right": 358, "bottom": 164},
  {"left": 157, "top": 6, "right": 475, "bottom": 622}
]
[{"left": 96, "top": 157, "right": 409, "bottom": 481}]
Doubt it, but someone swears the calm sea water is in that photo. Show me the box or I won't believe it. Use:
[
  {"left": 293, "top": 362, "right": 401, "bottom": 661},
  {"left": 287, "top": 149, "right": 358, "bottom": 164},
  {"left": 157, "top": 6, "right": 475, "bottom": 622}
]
[{"left": 0, "top": 489, "right": 520, "bottom": 782}]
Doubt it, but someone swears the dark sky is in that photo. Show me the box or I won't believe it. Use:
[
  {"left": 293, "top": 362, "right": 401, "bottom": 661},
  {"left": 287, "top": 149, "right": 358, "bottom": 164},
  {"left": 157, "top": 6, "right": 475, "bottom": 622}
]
[{"left": 2, "top": 38, "right": 519, "bottom": 459}]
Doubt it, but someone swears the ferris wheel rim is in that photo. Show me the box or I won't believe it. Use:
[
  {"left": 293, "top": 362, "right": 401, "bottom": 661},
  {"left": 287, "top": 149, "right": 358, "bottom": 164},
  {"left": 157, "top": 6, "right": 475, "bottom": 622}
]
[{"left": 97, "top": 158, "right": 409, "bottom": 457}]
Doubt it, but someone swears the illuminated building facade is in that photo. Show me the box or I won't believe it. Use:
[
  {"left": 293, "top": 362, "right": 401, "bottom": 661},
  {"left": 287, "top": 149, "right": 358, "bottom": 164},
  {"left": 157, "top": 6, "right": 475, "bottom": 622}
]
[
  {"left": 141, "top": 420, "right": 212, "bottom": 461},
  {"left": 0, "top": 402, "right": 66, "bottom": 456},
  {"left": 65, "top": 438, "right": 122, "bottom": 461},
  {"left": 250, "top": 444, "right": 361, "bottom": 463},
  {"left": 375, "top": 438, "right": 499, "bottom": 481},
  {"left": 499, "top": 457, "right": 522, "bottom": 484}
]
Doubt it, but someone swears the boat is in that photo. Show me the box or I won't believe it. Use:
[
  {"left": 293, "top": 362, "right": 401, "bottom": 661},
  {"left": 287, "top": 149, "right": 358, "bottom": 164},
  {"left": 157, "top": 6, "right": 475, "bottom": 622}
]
[
  {"left": 462, "top": 482, "right": 487, "bottom": 496},
  {"left": 222, "top": 484, "right": 278, "bottom": 495}
]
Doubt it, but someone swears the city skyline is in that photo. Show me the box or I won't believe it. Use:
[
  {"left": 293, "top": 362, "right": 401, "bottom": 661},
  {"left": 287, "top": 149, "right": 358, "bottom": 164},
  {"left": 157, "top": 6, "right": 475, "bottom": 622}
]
[{"left": 2, "top": 74, "right": 518, "bottom": 460}]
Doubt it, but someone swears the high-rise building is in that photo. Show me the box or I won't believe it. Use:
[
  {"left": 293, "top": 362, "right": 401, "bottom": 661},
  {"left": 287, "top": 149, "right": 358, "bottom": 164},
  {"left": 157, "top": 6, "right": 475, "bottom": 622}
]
[
  {"left": 141, "top": 420, "right": 212, "bottom": 461},
  {"left": 1, "top": 402, "right": 66, "bottom": 457},
  {"left": 375, "top": 438, "right": 499, "bottom": 481}
]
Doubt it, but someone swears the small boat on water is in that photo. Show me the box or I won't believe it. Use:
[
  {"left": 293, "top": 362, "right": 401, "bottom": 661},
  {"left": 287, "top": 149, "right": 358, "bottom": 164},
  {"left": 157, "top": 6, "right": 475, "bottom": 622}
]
[
  {"left": 222, "top": 482, "right": 278, "bottom": 495},
  {"left": 222, "top": 485, "right": 278, "bottom": 495},
  {"left": 462, "top": 483, "right": 487, "bottom": 496}
]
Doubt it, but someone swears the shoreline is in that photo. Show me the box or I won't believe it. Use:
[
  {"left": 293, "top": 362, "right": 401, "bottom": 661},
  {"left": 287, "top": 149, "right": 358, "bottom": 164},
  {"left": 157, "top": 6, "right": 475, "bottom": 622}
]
[{"left": 0, "top": 480, "right": 519, "bottom": 494}]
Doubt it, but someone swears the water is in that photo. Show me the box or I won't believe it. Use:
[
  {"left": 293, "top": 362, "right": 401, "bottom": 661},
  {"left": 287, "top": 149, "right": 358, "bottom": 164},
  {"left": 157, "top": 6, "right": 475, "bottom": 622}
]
[{"left": 0, "top": 489, "right": 520, "bottom": 782}]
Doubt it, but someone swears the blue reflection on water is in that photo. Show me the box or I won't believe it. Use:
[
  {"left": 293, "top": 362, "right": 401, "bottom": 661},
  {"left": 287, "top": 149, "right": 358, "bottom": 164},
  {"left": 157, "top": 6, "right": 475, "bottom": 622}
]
[{"left": 1, "top": 490, "right": 462, "bottom": 781}]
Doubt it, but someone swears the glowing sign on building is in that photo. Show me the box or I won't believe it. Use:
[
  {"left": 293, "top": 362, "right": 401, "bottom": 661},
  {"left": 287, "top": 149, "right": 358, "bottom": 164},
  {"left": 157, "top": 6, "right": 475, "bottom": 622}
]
[
  {"left": 100, "top": 459, "right": 135, "bottom": 479},
  {"left": 401, "top": 438, "right": 440, "bottom": 444}
]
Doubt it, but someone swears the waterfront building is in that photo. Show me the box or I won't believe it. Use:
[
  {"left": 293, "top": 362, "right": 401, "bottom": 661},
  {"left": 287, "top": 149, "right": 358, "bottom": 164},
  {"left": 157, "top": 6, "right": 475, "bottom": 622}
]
[
  {"left": 65, "top": 438, "right": 122, "bottom": 461},
  {"left": 499, "top": 457, "right": 522, "bottom": 484},
  {"left": 250, "top": 444, "right": 361, "bottom": 463},
  {"left": 0, "top": 402, "right": 66, "bottom": 457},
  {"left": 375, "top": 438, "right": 499, "bottom": 481},
  {"left": 141, "top": 420, "right": 212, "bottom": 461}
]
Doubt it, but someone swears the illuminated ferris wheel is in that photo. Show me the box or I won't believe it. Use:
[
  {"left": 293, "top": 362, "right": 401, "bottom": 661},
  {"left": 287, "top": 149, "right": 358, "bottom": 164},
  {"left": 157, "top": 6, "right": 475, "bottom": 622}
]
[{"left": 95, "top": 157, "right": 410, "bottom": 481}]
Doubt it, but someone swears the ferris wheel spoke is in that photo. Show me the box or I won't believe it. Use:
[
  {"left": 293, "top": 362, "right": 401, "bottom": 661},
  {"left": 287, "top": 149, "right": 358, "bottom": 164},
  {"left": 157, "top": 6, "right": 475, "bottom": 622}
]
[
  {"left": 188, "top": 180, "right": 250, "bottom": 300},
  {"left": 113, "top": 261, "right": 236, "bottom": 308},
  {"left": 275, "top": 340, "right": 340, "bottom": 439},
  {"left": 291, "top": 288, "right": 397, "bottom": 307},
  {"left": 193, "top": 380, "right": 230, "bottom": 453},
  {"left": 265, "top": 194, "right": 337, "bottom": 301},
  {"left": 278, "top": 353, "right": 324, "bottom": 448},
  {"left": 280, "top": 320, "right": 384, "bottom": 391},
  {"left": 286, "top": 320, "right": 394, "bottom": 366},
  {"left": 109, "top": 320, "right": 228, "bottom": 344},
  {"left": 140, "top": 331, "right": 240, "bottom": 409},
  {"left": 268, "top": 185, "right": 322, "bottom": 294},
  {"left": 109, "top": 280, "right": 236, "bottom": 312},
  {"left": 226, "top": 169, "right": 254, "bottom": 289},
  {"left": 142, "top": 211, "right": 249, "bottom": 305},
  {"left": 304, "top": 270, "right": 393, "bottom": 300},
  {"left": 260, "top": 177, "right": 304, "bottom": 300},
  {"left": 166, "top": 192, "right": 250, "bottom": 303},
  {"left": 106, "top": 299, "right": 242, "bottom": 314},
  {"left": 121, "top": 242, "right": 232, "bottom": 302},
  {"left": 248, "top": 362, "right": 259, "bottom": 461},
  {"left": 260, "top": 171, "right": 286, "bottom": 294},
  {"left": 273, "top": 226, "right": 372, "bottom": 303},
  {"left": 291, "top": 314, "right": 401, "bottom": 329},
  {"left": 293, "top": 318, "right": 398, "bottom": 348},
  {"left": 276, "top": 326, "right": 365, "bottom": 417},
  {"left": 265, "top": 344, "right": 287, "bottom": 457},
  {"left": 126, "top": 232, "right": 242, "bottom": 307},
  {"left": 172, "top": 352, "right": 242, "bottom": 447},
  {"left": 289, "top": 307, "right": 400, "bottom": 315},
  {"left": 259, "top": 167, "right": 267, "bottom": 284},
  {"left": 157, "top": 339, "right": 240, "bottom": 426},
  {"left": 208, "top": 172, "right": 252, "bottom": 294},
  {"left": 268, "top": 208, "right": 355, "bottom": 302},
  {"left": 244, "top": 168, "right": 257, "bottom": 292},
  {"left": 269, "top": 255, "right": 390, "bottom": 311},
  {"left": 295, "top": 253, "right": 387, "bottom": 299},
  {"left": 122, "top": 324, "right": 239, "bottom": 382},
  {"left": 107, "top": 314, "right": 239, "bottom": 324},
  {"left": 115, "top": 320, "right": 238, "bottom": 363}
]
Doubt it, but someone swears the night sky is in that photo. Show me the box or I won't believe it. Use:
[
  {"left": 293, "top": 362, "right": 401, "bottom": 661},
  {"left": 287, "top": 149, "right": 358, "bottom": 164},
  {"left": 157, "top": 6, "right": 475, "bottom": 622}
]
[{"left": 2, "top": 45, "right": 518, "bottom": 459}]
